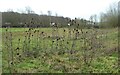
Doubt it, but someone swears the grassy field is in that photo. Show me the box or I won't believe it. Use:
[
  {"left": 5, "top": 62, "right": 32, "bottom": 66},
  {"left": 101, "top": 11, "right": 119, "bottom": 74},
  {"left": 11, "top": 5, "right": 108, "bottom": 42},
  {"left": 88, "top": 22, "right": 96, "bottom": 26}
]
[{"left": 1, "top": 27, "right": 118, "bottom": 73}]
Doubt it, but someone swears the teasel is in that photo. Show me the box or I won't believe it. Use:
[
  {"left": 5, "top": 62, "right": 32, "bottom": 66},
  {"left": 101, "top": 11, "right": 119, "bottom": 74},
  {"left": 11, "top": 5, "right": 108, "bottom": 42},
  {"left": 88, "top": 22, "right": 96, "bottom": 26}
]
[
  {"left": 60, "top": 28, "right": 66, "bottom": 50},
  {"left": 40, "top": 31, "right": 45, "bottom": 51},
  {"left": 16, "top": 38, "right": 20, "bottom": 55},
  {"left": 38, "top": 30, "right": 42, "bottom": 51},
  {"left": 55, "top": 23, "right": 59, "bottom": 50},
  {"left": 37, "top": 28, "right": 40, "bottom": 50},
  {"left": 50, "top": 22, "right": 54, "bottom": 50},
  {"left": 5, "top": 27, "right": 13, "bottom": 73},
  {"left": 36, "top": 30, "right": 39, "bottom": 49},
  {"left": 22, "top": 35, "right": 27, "bottom": 53},
  {"left": 69, "top": 18, "right": 78, "bottom": 61},
  {"left": 68, "top": 23, "right": 72, "bottom": 40},
  {"left": 79, "top": 27, "right": 89, "bottom": 66},
  {"left": 27, "top": 28, "right": 32, "bottom": 51},
  {"left": 75, "top": 24, "right": 80, "bottom": 40},
  {"left": 4, "top": 27, "right": 11, "bottom": 73}
]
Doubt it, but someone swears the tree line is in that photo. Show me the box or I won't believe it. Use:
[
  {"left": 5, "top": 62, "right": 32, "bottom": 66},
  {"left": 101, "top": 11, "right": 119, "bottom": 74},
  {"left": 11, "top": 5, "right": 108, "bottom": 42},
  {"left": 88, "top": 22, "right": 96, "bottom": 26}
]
[
  {"left": 1, "top": 3, "right": 118, "bottom": 28},
  {"left": 2, "top": 11, "right": 98, "bottom": 28}
]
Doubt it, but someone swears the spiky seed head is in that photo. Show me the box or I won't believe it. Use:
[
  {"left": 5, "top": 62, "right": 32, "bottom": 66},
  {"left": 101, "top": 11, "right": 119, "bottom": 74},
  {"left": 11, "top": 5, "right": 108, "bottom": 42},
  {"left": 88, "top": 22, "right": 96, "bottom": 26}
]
[
  {"left": 17, "top": 53, "right": 19, "bottom": 55},
  {"left": 52, "top": 40, "right": 54, "bottom": 43},
  {"left": 64, "top": 29, "right": 66, "bottom": 32}
]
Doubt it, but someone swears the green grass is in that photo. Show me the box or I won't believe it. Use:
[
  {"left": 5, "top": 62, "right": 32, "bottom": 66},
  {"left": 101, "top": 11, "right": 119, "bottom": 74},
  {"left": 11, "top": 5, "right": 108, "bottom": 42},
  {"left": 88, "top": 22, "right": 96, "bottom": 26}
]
[{"left": 1, "top": 27, "right": 118, "bottom": 73}]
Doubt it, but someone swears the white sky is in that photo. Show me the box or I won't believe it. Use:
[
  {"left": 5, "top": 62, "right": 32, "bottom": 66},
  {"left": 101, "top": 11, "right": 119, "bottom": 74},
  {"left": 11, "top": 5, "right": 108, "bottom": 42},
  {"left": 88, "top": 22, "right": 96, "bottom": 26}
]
[{"left": 0, "top": 0, "right": 119, "bottom": 20}]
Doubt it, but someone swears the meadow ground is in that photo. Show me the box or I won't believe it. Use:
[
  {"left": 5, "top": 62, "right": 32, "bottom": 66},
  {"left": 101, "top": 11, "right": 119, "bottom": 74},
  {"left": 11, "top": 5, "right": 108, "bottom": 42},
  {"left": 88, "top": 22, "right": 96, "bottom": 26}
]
[{"left": 0, "top": 27, "right": 118, "bottom": 73}]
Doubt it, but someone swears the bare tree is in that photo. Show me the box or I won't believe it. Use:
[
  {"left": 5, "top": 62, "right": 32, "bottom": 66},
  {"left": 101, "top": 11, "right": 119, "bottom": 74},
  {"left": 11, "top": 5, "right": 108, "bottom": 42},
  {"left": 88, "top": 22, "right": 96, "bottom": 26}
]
[
  {"left": 100, "top": 3, "right": 118, "bottom": 28},
  {"left": 47, "top": 10, "right": 52, "bottom": 16},
  {"left": 25, "top": 6, "right": 34, "bottom": 14}
]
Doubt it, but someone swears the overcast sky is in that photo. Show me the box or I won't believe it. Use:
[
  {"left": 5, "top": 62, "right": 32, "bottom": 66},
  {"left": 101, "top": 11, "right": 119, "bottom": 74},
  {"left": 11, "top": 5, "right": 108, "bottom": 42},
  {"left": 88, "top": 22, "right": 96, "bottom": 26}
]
[{"left": 0, "top": 0, "right": 119, "bottom": 20}]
